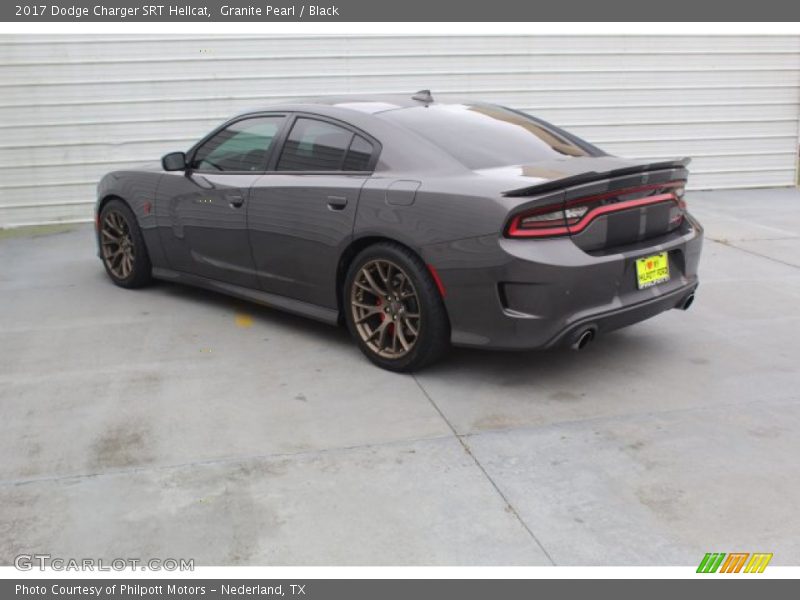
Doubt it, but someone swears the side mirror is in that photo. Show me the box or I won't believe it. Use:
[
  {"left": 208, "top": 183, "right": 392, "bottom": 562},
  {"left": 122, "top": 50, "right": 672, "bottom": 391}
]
[{"left": 162, "top": 151, "right": 187, "bottom": 171}]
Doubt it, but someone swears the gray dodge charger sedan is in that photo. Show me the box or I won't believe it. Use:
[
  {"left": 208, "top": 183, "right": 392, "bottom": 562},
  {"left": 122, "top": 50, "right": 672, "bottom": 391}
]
[{"left": 95, "top": 91, "right": 703, "bottom": 371}]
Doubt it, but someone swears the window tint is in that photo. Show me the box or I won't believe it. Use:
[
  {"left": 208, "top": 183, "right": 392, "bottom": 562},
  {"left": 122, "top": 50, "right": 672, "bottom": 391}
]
[
  {"left": 277, "top": 118, "right": 353, "bottom": 171},
  {"left": 343, "top": 135, "right": 374, "bottom": 171},
  {"left": 192, "top": 116, "right": 283, "bottom": 172},
  {"left": 382, "top": 104, "right": 594, "bottom": 169}
]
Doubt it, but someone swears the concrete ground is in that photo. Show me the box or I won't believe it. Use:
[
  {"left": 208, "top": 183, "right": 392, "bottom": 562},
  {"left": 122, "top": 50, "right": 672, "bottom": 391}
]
[{"left": 1, "top": 189, "right": 799, "bottom": 566}]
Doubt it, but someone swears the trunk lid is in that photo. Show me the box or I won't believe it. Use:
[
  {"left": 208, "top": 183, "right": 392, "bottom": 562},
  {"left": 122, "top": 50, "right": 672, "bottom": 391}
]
[{"left": 497, "top": 156, "right": 690, "bottom": 251}]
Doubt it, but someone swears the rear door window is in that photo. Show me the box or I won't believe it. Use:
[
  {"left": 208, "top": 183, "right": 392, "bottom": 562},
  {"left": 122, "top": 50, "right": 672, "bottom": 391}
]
[{"left": 277, "top": 118, "right": 371, "bottom": 172}]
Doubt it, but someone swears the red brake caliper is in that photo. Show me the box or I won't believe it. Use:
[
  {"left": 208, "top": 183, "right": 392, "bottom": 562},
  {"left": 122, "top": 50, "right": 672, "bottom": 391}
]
[
  {"left": 376, "top": 296, "right": 394, "bottom": 334},
  {"left": 376, "top": 296, "right": 385, "bottom": 321}
]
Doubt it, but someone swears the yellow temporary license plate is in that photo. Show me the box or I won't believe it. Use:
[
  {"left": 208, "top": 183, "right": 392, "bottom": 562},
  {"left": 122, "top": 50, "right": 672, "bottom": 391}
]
[{"left": 636, "top": 252, "right": 670, "bottom": 289}]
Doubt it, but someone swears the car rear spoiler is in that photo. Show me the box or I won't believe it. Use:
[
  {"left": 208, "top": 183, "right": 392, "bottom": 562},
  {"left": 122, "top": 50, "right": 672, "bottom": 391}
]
[{"left": 502, "top": 158, "right": 691, "bottom": 197}]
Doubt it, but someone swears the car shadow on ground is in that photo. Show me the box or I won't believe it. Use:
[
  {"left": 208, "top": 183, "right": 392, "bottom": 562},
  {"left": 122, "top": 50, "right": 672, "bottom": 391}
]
[
  {"left": 141, "top": 274, "right": 665, "bottom": 384},
  {"left": 421, "top": 326, "right": 666, "bottom": 385},
  {"left": 147, "top": 277, "right": 354, "bottom": 348}
]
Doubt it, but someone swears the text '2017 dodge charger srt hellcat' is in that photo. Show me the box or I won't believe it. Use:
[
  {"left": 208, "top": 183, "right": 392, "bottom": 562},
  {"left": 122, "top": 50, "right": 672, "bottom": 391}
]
[{"left": 96, "top": 91, "right": 703, "bottom": 372}]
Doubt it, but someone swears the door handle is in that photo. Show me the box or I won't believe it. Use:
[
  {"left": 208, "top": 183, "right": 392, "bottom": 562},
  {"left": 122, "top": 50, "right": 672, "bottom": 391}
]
[
  {"left": 226, "top": 193, "right": 245, "bottom": 208},
  {"left": 327, "top": 195, "right": 348, "bottom": 210}
]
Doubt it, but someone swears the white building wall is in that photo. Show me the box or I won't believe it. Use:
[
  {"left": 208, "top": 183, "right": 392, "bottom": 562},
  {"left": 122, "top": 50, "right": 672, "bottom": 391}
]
[{"left": 1, "top": 34, "right": 798, "bottom": 227}]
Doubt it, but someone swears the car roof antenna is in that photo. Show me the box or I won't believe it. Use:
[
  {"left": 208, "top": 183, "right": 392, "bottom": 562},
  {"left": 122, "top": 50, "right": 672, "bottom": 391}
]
[{"left": 412, "top": 89, "right": 434, "bottom": 104}]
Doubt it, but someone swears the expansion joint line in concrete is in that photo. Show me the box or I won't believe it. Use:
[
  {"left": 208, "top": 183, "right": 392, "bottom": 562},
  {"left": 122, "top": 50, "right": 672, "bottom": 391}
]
[{"left": 411, "top": 374, "right": 557, "bottom": 566}]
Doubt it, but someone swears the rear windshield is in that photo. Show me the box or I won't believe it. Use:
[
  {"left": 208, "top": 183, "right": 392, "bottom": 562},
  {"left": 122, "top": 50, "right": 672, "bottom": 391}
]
[{"left": 382, "top": 104, "right": 595, "bottom": 169}]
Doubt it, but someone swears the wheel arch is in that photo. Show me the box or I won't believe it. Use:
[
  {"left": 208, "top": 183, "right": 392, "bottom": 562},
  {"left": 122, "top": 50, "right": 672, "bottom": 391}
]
[
  {"left": 96, "top": 192, "right": 167, "bottom": 272},
  {"left": 97, "top": 193, "right": 129, "bottom": 217},
  {"left": 335, "top": 234, "right": 448, "bottom": 325},
  {"left": 95, "top": 194, "right": 154, "bottom": 288}
]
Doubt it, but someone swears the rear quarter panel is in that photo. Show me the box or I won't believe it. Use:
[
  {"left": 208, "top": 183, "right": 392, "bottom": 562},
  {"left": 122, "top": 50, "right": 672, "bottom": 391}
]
[{"left": 353, "top": 175, "right": 515, "bottom": 250}]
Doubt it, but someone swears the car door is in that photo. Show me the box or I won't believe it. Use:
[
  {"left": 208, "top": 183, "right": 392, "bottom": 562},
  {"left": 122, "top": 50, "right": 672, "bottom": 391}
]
[
  {"left": 247, "top": 115, "right": 379, "bottom": 308},
  {"left": 157, "top": 114, "right": 287, "bottom": 288}
]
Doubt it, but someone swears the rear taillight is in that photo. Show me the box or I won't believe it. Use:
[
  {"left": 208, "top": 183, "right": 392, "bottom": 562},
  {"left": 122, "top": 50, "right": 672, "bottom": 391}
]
[{"left": 506, "top": 181, "right": 686, "bottom": 239}]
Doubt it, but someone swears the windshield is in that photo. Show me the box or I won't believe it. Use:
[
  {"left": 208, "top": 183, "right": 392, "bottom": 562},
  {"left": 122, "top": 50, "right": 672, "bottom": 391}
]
[{"left": 381, "top": 104, "right": 597, "bottom": 169}]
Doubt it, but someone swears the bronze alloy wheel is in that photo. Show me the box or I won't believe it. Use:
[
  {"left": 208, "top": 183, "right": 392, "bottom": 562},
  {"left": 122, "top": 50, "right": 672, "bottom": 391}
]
[
  {"left": 350, "top": 259, "right": 421, "bottom": 359},
  {"left": 100, "top": 210, "right": 136, "bottom": 280}
]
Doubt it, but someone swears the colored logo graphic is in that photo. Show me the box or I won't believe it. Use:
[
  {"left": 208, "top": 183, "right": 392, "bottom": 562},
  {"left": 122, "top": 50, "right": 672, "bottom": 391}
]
[{"left": 697, "top": 552, "right": 773, "bottom": 573}]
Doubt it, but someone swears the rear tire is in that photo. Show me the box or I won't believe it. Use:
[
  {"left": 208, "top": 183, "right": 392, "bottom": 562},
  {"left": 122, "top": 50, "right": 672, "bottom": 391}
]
[
  {"left": 98, "top": 199, "right": 152, "bottom": 289},
  {"left": 344, "top": 242, "right": 450, "bottom": 372}
]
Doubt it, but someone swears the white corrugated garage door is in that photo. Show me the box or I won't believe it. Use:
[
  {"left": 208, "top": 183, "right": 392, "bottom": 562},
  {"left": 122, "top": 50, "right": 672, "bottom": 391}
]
[{"left": 1, "top": 34, "right": 798, "bottom": 227}]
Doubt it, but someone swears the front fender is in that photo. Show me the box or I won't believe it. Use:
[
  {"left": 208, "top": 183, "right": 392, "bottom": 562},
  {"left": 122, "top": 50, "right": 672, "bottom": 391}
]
[{"left": 95, "top": 170, "right": 168, "bottom": 268}]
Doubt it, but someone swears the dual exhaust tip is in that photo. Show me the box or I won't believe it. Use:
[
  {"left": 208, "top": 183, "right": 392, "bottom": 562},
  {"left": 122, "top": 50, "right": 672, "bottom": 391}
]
[{"left": 570, "top": 292, "right": 696, "bottom": 351}]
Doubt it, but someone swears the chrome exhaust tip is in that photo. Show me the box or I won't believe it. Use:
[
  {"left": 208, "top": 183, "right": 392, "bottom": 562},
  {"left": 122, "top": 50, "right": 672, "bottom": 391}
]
[
  {"left": 679, "top": 293, "right": 695, "bottom": 311},
  {"left": 571, "top": 328, "right": 596, "bottom": 351}
]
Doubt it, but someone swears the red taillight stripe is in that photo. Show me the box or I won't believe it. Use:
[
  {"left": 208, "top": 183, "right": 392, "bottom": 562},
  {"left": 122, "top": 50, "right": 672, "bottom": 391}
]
[
  {"left": 562, "top": 181, "right": 683, "bottom": 210},
  {"left": 508, "top": 194, "right": 678, "bottom": 238},
  {"left": 567, "top": 193, "right": 677, "bottom": 234},
  {"left": 507, "top": 220, "right": 570, "bottom": 238},
  {"left": 507, "top": 181, "right": 685, "bottom": 239}
]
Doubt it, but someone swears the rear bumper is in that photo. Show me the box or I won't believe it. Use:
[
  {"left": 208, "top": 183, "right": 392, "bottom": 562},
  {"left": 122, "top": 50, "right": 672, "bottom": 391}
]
[
  {"left": 422, "top": 214, "right": 703, "bottom": 350},
  {"left": 543, "top": 281, "right": 697, "bottom": 349}
]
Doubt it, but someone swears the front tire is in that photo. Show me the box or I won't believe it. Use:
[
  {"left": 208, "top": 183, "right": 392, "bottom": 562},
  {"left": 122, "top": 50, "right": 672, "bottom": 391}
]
[
  {"left": 98, "top": 199, "right": 152, "bottom": 288},
  {"left": 344, "top": 242, "right": 450, "bottom": 372}
]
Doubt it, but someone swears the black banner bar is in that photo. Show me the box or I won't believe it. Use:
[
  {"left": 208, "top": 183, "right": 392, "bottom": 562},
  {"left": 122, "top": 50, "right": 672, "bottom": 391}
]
[
  {"left": 4, "top": 579, "right": 800, "bottom": 600},
  {"left": 2, "top": 0, "right": 800, "bottom": 22}
]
